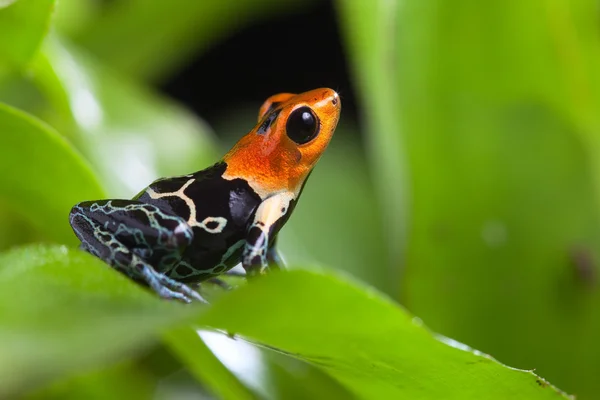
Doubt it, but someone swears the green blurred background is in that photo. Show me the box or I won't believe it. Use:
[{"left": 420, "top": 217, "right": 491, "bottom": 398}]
[{"left": 1, "top": 0, "right": 600, "bottom": 398}]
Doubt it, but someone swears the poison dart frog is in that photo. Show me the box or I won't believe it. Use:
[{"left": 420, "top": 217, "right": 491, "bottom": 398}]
[{"left": 69, "top": 88, "right": 341, "bottom": 303}]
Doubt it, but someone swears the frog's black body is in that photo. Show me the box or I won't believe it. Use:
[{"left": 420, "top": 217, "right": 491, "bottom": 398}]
[
  {"left": 137, "top": 162, "right": 259, "bottom": 280},
  {"left": 69, "top": 162, "right": 292, "bottom": 302}
]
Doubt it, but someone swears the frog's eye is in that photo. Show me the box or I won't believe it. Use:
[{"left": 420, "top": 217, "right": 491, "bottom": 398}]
[{"left": 286, "top": 106, "right": 320, "bottom": 145}]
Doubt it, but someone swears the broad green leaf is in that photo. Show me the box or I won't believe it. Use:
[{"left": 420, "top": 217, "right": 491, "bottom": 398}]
[
  {"left": 335, "top": 0, "right": 408, "bottom": 296},
  {"left": 30, "top": 37, "right": 218, "bottom": 197},
  {"left": 0, "top": 0, "right": 55, "bottom": 75},
  {"left": 72, "top": 0, "right": 317, "bottom": 82},
  {"left": 0, "top": 244, "right": 569, "bottom": 398},
  {"left": 339, "top": 0, "right": 600, "bottom": 398},
  {"left": 168, "top": 327, "right": 355, "bottom": 400},
  {"left": 255, "top": 348, "right": 356, "bottom": 400},
  {"left": 0, "top": 245, "right": 198, "bottom": 398},
  {"left": 164, "top": 327, "right": 257, "bottom": 400},
  {"left": 195, "top": 269, "right": 570, "bottom": 399},
  {"left": 0, "top": 103, "right": 104, "bottom": 245}
]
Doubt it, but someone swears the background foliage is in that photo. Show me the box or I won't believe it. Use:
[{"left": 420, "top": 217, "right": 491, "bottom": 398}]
[{"left": 0, "top": 0, "right": 597, "bottom": 398}]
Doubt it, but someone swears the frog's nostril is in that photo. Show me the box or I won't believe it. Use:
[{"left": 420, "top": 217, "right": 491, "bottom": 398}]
[{"left": 332, "top": 96, "right": 338, "bottom": 106}]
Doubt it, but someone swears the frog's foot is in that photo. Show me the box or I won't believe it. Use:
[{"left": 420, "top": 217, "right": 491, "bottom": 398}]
[
  {"left": 242, "top": 193, "right": 291, "bottom": 277},
  {"left": 136, "top": 260, "right": 207, "bottom": 304},
  {"left": 70, "top": 200, "right": 202, "bottom": 304}
]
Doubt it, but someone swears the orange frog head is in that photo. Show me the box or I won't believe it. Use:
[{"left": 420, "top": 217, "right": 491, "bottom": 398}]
[{"left": 223, "top": 88, "right": 341, "bottom": 199}]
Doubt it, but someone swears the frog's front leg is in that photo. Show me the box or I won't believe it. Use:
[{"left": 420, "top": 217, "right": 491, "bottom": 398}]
[
  {"left": 219, "top": 238, "right": 282, "bottom": 281},
  {"left": 242, "top": 192, "right": 292, "bottom": 277},
  {"left": 69, "top": 200, "right": 206, "bottom": 303}
]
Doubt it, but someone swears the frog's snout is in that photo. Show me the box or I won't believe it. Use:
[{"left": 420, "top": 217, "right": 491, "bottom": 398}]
[
  {"left": 308, "top": 88, "right": 341, "bottom": 122},
  {"left": 331, "top": 91, "right": 339, "bottom": 106}
]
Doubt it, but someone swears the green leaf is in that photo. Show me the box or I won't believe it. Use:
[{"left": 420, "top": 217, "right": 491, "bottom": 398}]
[
  {"left": 194, "top": 269, "right": 570, "bottom": 399},
  {"left": 0, "top": 0, "right": 19, "bottom": 9},
  {"left": 52, "top": 0, "right": 99, "bottom": 37},
  {"left": 0, "top": 201, "right": 42, "bottom": 249},
  {"left": 0, "top": 244, "right": 197, "bottom": 398},
  {"left": 25, "top": 360, "right": 156, "bottom": 400},
  {"left": 72, "top": 0, "right": 317, "bottom": 82},
  {"left": 168, "top": 327, "right": 355, "bottom": 400},
  {"left": 256, "top": 348, "right": 356, "bottom": 400},
  {"left": 338, "top": 0, "right": 600, "bottom": 398},
  {"left": 335, "top": 0, "right": 408, "bottom": 296},
  {"left": 0, "top": 244, "right": 569, "bottom": 398},
  {"left": 164, "top": 327, "right": 257, "bottom": 400},
  {"left": 0, "top": 103, "right": 104, "bottom": 245},
  {"left": 30, "top": 36, "right": 218, "bottom": 197},
  {"left": 0, "top": 0, "right": 55, "bottom": 75}
]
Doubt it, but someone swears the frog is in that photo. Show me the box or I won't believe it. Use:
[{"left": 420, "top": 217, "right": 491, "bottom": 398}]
[{"left": 69, "top": 88, "right": 341, "bottom": 303}]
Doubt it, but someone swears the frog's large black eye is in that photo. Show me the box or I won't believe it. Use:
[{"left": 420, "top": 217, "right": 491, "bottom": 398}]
[{"left": 286, "top": 106, "right": 320, "bottom": 145}]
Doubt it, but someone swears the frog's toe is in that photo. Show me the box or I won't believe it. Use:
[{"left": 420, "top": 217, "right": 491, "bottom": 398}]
[
  {"left": 158, "top": 275, "right": 208, "bottom": 304},
  {"left": 138, "top": 262, "right": 207, "bottom": 304},
  {"left": 157, "top": 286, "right": 192, "bottom": 304},
  {"left": 191, "top": 289, "right": 208, "bottom": 302},
  {"left": 179, "top": 284, "right": 208, "bottom": 303}
]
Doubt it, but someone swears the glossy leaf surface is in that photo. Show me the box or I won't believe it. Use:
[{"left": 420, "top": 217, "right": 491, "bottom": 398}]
[
  {"left": 0, "top": 245, "right": 196, "bottom": 398},
  {"left": 0, "top": 244, "right": 569, "bottom": 399},
  {"left": 196, "top": 269, "right": 570, "bottom": 399},
  {"left": 0, "top": 103, "right": 104, "bottom": 245}
]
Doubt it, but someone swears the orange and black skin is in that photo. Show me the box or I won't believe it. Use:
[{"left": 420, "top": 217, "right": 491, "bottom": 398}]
[
  {"left": 223, "top": 88, "right": 340, "bottom": 197},
  {"left": 68, "top": 88, "right": 341, "bottom": 303}
]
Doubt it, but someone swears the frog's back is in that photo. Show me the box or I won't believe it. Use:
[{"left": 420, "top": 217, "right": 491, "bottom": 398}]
[{"left": 134, "top": 162, "right": 262, "bottom": 280}]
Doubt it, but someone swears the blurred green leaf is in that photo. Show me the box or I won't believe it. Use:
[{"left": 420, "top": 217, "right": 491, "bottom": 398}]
[
  {"left": 26, "top": 360, "right": 156, "bottom": 400},
  {"left": 52, "top": 0, "right": 99, "bottom": 37},
  {"left": 335, "top": 0, "right": 408, "bottom": 296},
  {"left": 30, "top": 37, "right": 218, "bottom": 197},
  {"left": 0, "top": 103, "right": 104, "bottom": 245},
  {"left": 541, "top": 1, "right": 600, "bottom": 212},
  {"left": 339, "top": 1, "right": 600, "bottom": 399},
  {"left": 72, "top": 0, "right": 317, "bottom": 82},
  {"left": 0, "top": 245, "right": 197, "bottom": 398},
  {"left": 0, "top": 0, "right": 55, "bottom": 75},
  {"left": 0, "top": 202, "right": 42, "bottom": 250},
  {"left": 195, "top": 269, "right": 569, "bottom": 399},
  {"left": 0, "top": 0, "right": 19, "bottom": 8}
]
